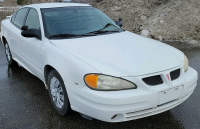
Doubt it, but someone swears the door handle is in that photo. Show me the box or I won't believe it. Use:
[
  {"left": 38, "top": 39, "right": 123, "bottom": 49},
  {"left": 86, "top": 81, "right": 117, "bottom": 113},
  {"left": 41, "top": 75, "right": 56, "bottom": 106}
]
[{"left": 7, "top": 30, "right": 9, "bottom": 34}]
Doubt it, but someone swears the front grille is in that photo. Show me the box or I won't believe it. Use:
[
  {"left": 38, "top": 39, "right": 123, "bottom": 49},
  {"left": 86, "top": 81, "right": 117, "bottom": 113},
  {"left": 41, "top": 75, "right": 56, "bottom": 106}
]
[
  {"left": 142, "top": 75, "right": 163, "bottom": 86},
  {"left": 170, "top": 69, "right": 180, "bottom": 81}
]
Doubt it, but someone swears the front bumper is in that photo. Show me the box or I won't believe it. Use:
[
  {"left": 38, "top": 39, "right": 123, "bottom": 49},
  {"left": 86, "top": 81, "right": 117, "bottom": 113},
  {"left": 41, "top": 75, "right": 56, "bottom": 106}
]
[{"left": 65, "top": 66, "right": 198, "bottom": 122}]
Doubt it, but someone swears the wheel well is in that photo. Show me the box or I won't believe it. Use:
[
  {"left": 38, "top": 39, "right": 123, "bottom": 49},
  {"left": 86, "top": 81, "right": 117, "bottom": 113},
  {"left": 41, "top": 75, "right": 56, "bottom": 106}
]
[
  {"left": 44, "top": 65, "right": 56, "bottom": 85},
  {"left": 2, "top": 36, "right": 7, "bottom": 46}
]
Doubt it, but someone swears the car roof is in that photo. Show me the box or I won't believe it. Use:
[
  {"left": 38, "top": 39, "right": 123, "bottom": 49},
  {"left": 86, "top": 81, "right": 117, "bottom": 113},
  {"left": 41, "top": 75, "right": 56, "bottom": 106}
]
[{"left": 24, "top": 3, "right": 91, "bottom": 9}]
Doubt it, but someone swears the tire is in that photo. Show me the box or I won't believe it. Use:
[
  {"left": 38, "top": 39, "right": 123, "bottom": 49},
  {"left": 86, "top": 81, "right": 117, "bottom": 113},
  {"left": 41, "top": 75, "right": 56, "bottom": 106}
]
[
  {"left": 4, "top": 42, "right": 17, "bottom": 66},
  {"left": 47, "top": 70, "right": 71, "bottom": 115}
]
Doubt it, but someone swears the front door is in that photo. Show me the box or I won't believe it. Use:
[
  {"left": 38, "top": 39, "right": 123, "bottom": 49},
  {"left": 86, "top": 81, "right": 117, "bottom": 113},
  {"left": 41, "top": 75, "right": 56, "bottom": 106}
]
[{"left": 19, "top": 8, "right": 43, "bottom": 78}]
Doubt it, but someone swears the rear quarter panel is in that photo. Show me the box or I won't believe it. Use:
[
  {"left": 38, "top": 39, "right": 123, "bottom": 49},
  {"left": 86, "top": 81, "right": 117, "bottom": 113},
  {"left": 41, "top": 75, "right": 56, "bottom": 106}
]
[{"left": 1, "top": 19, "right": 11, "bottom": 45}]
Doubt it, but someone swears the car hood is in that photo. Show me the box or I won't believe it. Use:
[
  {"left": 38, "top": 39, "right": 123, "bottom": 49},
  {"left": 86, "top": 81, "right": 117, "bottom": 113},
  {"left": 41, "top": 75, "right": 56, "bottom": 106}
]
[{"left": 50, "top": 31, "right": 183, "bottom": 77}]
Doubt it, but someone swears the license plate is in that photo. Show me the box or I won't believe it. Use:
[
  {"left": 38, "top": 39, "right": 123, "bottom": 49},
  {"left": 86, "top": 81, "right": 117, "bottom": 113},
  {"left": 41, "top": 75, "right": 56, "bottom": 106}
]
[{"left": 159, "top": 86, "right": 183, "bottom": 105}]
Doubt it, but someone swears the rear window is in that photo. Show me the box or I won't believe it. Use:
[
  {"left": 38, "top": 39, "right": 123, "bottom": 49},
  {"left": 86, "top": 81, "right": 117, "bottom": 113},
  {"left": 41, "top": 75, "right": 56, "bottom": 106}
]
[
  {"left": 11, "top": 12, "right": 17, "bottom": 23},
  {"left": 13, "top": 8, "right": 29, "bottom": 28}
]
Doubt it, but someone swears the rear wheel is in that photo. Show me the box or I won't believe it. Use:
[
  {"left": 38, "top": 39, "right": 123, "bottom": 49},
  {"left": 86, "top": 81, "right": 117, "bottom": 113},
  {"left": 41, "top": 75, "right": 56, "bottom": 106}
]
[
  {"left": 47, "top": 70, "right": 71, "bottom": 115},
  {"left": 4, "top": 42, "right": 17, "bottom": 66}
]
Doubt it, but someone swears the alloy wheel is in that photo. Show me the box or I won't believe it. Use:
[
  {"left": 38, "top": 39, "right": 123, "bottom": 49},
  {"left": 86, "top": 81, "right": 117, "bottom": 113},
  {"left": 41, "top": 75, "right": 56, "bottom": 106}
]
[{"left": 50, "top": 77, "right": 65, "bottom": 108}]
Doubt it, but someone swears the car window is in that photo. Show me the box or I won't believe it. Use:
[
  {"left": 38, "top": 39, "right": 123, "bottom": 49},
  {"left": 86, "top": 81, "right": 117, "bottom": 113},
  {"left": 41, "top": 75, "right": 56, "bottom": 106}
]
[
  {"left": 25, "top": 9, "right": 40, "bottom": 30},
  {"left": 13, "top": 8, "right": 29, "bottom": 28},
  {"left": 11, "top": 12, "right": 17, "bottom": 23}
]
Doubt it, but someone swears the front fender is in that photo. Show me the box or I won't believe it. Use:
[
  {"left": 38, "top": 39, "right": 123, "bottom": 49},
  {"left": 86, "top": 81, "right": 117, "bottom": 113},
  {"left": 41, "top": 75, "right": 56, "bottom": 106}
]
[{"left": 41, "top": 39, "right": 101, "bottom": 88}]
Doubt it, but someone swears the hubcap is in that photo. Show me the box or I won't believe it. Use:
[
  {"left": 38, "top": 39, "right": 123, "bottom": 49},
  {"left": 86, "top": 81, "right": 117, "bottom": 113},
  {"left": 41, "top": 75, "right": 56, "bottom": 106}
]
[
  {"left": 5, "top": 44, "right": 11, "bottom": 62},
  {"left": 50, "top": 77, "right": 64, "bottom": 108}
]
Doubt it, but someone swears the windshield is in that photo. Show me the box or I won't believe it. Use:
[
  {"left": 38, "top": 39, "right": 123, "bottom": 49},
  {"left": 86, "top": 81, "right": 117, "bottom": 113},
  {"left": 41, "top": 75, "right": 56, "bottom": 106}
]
[{"left": 41, "top": 6, "right": 123, "bottom": 38}]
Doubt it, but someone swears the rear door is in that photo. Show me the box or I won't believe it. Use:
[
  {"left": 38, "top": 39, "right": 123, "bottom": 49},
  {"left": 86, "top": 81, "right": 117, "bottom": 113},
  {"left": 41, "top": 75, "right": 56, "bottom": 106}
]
[{"left": 9, "top": 8, "right": 29, "bottom": 60}]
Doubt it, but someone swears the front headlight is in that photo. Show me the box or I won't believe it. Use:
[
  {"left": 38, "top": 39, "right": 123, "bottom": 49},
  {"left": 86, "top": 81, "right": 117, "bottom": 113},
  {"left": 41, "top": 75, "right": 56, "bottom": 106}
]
[
  {"left": 184, "top": 55, "right": 189, "bottom": 72},
  {"left": 84, "top": 74, "right": 137, "bottom": 91}
]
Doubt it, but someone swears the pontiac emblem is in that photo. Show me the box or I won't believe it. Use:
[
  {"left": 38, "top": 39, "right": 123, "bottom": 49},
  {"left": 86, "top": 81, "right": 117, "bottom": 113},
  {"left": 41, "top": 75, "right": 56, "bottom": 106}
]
[{"left": 166, "top": 74, "right": 170, "bottom": 81}]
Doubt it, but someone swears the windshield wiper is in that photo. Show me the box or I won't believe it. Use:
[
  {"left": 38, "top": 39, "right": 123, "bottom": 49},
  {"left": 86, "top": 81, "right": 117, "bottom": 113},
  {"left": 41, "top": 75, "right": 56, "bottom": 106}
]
[
  {"left": 49, "top": 33, "right": 96, "bottom": 38},
  {"left": 87, "top": 30, "right": 120, "bottom": 34},
  {"left": 49, "top": 34, "right": 77, "bottom": 38},
  {"left": 99, "top": 23, "right": 118, "bottom": 31},
  {"left": 87, "top": 23, "right": 120, "bottom": 34}
]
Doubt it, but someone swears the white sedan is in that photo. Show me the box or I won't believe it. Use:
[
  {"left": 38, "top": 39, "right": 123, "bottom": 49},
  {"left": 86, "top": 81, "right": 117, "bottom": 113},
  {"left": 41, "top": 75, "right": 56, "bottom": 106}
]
[{"left": 1, "top": 3, "right": 198, "bottom": 122}]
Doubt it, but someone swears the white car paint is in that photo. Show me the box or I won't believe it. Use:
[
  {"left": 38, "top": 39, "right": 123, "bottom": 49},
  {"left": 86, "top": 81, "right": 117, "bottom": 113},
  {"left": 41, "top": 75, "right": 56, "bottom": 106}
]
[
  {"left": 1, "top": 3, "right": 198, "bottom": 122},
  {"left": 50, "top": 31, "right": 183, "bottom": 77}
]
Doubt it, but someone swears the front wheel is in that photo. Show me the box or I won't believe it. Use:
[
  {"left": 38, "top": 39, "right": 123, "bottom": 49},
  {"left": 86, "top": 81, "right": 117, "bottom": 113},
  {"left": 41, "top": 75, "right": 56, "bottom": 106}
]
[{"left": 47, "top": 70, "right": 71, "bottom": 115}]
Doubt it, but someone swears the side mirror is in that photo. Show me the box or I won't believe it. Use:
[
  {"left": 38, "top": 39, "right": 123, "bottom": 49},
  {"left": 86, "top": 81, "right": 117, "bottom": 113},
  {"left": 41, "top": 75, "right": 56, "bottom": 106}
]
[
  {"left": 115, "top": 18, "right": 123, "bottom": 28},
  {"left": 21, "top": 26, "right": 41, "bottom": 40}
]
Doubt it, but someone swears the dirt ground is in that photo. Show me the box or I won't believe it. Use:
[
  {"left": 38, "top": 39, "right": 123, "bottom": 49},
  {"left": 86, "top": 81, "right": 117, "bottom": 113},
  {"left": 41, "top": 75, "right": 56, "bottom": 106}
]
[{"left": 95, "top": 0, "right": 200, "bottom": 44}]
